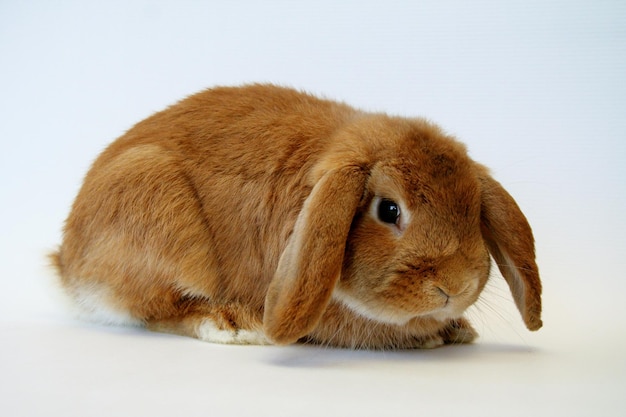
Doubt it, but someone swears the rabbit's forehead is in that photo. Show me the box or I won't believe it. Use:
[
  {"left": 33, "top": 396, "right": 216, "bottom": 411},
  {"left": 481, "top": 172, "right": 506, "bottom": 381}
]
[{"left": 369, "top": 155, "right": 479, "bottom": 209}]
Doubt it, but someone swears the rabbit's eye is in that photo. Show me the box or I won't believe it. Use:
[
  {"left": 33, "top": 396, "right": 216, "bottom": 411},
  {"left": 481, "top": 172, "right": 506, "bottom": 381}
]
[{"left": 377, "top": 199, "right": 401, "bottom": 225}]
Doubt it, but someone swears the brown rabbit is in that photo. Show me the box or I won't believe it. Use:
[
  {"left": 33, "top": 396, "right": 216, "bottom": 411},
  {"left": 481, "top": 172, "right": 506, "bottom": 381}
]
[{"left": 51, "top": 84, "right": 542, "bottom": 349}]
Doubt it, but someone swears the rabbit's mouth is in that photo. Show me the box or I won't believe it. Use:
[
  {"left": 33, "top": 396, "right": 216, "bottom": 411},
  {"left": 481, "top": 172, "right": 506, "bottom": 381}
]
[
  {"left": 332, "top": 274, "right": 482, "bottom": 325},
  {"left": 331, "top": 288, "right": 466, "bottom": 326}
]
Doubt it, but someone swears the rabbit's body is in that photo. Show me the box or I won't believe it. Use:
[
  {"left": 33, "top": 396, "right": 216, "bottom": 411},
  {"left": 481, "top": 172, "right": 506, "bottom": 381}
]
[{"left": 52, "top": 84, "right": 542, "bottom": 349}]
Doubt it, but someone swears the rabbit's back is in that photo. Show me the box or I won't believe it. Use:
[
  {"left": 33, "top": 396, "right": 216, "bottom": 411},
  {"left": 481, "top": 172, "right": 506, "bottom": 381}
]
[{"left": 54, "top": 84, "right": 355, "bottom": 326}]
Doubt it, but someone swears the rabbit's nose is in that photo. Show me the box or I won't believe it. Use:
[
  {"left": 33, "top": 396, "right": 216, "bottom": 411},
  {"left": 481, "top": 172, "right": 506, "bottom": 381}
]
[
  {"left": 436, "top": 282, "right": 473, "bottom": 302},
  {"left": 435, "top": 286, "right": 450, "bottom": 305}
]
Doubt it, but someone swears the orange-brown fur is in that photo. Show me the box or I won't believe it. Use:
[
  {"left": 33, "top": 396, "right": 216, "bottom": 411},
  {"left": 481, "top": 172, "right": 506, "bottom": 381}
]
[{"left": 52, "top": 84, "right": 542, "bottom": 349}]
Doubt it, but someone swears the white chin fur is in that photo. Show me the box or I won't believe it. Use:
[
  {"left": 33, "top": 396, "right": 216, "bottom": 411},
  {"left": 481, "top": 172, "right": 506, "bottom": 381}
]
[
  {"left": 429, "top": 308, "right": 456, "bottom": 322},
  {"left": 332, "top": 288, "right": 413, "bottom": 325},
  {"left": 332, "top": 288, "right": 461, "bottom": 325}
]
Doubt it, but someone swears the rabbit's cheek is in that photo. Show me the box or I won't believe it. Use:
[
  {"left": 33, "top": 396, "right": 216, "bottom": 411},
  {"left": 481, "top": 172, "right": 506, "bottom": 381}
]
[{"left": 334, "top": 253, "right": 489, "bottom": 324}]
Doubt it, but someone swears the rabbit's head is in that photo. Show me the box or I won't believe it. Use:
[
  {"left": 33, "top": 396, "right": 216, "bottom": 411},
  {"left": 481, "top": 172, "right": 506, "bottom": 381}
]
[{"left": 264, "top": 115, "right": 542, "bottom": 344}]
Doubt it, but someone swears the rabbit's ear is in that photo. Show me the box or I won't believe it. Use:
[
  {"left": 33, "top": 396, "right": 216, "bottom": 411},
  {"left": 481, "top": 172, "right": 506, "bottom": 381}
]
[
  {"left": 479, "top": 174, "right": 543, "bottom": 331},
  {"left": 263, "top": 166, "right": 368, "bottom": 345}
]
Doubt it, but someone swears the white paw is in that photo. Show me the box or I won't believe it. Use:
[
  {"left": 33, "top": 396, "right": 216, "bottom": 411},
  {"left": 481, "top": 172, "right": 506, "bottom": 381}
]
[
  {"left": 420, "top": 336, "right": 445, "bottom": 349},
  {"left": 196, "top": 320, "right": 269, "bottom": 345}
]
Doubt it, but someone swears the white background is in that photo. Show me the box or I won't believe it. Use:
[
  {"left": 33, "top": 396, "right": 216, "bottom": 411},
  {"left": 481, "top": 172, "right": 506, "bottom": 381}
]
[{"left": 1, "top": 1, "right": 625, "bottom": 416}]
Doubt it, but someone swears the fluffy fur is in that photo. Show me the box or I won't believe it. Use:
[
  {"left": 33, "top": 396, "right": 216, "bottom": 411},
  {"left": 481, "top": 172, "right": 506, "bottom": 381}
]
[{"left": 51, "top": 84, "right": 542, "bottom": 349}]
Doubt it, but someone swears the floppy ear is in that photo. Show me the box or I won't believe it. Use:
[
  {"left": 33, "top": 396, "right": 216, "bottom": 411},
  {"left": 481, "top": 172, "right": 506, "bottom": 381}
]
[
  {"left": 480, "top": 174, "right": 543, "bottom": 331},
  {"left": 263, "top": 166, "right": 368, "bottom": 345}
]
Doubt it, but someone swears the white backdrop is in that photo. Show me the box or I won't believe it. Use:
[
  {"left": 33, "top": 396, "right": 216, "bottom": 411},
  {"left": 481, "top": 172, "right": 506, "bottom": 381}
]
[{"left": 1, "top": 1, "right": 625, "bottom": 416}]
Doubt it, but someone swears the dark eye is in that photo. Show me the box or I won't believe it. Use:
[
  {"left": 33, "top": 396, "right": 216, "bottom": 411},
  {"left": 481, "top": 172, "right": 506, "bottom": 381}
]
[{"left": 377, "top": 199, "right": 401, "bottom": 224}]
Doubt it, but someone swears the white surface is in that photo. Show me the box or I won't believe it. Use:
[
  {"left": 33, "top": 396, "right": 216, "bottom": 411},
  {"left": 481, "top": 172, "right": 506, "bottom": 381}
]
[{"left": 1, "top": 1, "right": 625, "bottom": 416}]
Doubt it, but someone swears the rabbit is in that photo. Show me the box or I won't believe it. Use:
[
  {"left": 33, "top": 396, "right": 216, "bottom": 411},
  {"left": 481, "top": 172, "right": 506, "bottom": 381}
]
[{"left": 51, "top": 84, "right": 542, "bottom": 349}]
